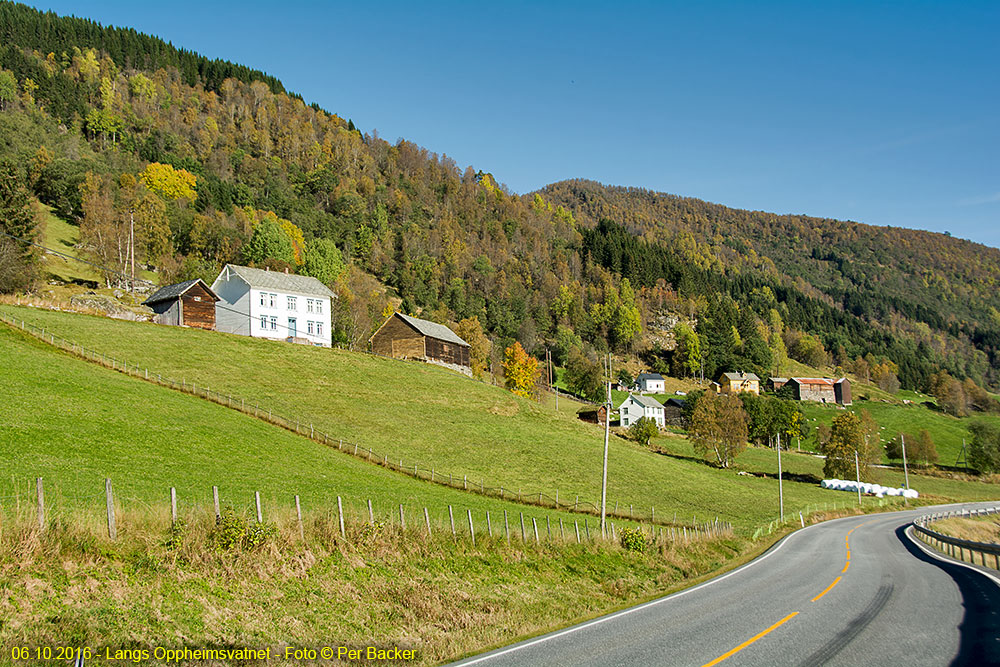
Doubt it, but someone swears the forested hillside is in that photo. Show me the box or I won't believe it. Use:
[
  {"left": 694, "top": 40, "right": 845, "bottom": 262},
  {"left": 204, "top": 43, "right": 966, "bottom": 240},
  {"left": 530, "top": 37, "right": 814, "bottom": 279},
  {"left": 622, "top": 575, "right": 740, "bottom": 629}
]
[{"left": 0, "top": 1, "right": 997, "bottom": 399}]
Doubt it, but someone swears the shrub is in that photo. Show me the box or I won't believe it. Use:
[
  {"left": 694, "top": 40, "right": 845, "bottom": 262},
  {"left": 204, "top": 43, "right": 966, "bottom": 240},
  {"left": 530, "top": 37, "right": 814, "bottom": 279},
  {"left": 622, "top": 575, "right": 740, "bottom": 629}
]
[
  {"left": 619, "top": 527, "right": 646, "bottom": 553},
  {"left": 210, "top": 506, "right": 277, "bottom": 551},
  {"left": 629, "top": 416, "right": 659, "bottom": 446}
]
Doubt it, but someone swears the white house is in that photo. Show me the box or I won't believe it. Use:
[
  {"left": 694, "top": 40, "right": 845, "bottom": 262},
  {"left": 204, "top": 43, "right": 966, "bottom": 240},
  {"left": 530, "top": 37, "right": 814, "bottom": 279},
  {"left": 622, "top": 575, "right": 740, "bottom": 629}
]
[
  {"left": 211, "top": 264, "right": 335, "bottom": 347},
  {"left": 636, "top": 372, "right": 666, "bottom": 394},
  {"left": 618, "top": 394, "right": 665, "bottom": 428}
]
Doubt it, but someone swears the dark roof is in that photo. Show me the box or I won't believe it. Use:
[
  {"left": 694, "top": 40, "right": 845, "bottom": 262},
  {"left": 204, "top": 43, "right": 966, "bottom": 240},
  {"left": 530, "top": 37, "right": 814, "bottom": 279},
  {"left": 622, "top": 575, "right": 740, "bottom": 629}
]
[
  {"left": 665, "top": 398, "right": 687, "bottom": 408},
  {"left": 395, "top": 313, "right": 469, "bottom": 347},
  {"left": 216, "top": 264, "right": 336, "bottom": 299},
  {"left": 576, "top": 405, "right": 606, "bottom": 414},
  {"left": 637, "top": 372, "right": 665, "bottom": 381},
  {"left": 143, "top": 279, "right": 218, "bottom": 306}
]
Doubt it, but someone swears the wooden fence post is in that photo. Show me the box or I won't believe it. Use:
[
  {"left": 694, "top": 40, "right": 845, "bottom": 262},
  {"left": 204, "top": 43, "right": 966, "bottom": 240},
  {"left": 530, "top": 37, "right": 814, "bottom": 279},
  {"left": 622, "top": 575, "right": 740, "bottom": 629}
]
[
  {"left": 399, "top": 505, "right": 406, "bottom": 530},
  {"left": 504, "top": 510, "right": 510, "bottom": 545},
  {"left": 585, "top": 519, "right": 590, "bottom": 540},
  {"left": 487, "top": 511, "right": 492, "bottom": 537},
  {"left": 424, "top": 507, "right": 432, "bottom": 536},
  {"left": 337, "top": 496, "right": 345, "bottom": 538},
  {"left": 105, "top": 478, "right": 116, "bottom": 541},
  {"left": 575, "top": 520, "right": 580, "bottom": 544},
  {"left": 213, "top": 486, "right": 220, "bottom": 523},
  {"left": 368, "top": 499, "right": 374, "bottom": 525},
  {"left": 546, "top": 516, "right": 551, "bottom": 539},
  {"left": 295, "top": 495, "right": 304, "bottom": 541},
  {"left": 449, "top": 505, "right": 456, "bottom": 537},
  {"left": 36, "top": 477, "right": 45, "bottom": 532},
  {"left": 467, "top": 509, "right": 475, "bottom": 546},
  {"left": 532, "top": 518, "right": 539, "bottom": 544},
  {"left": 254, "top": 491, "right": 262, "bottom": 523},
  {"left": 170, "top": 487, "right": 177, "bottom": 527},
  {"left": 520, "top": 513, "right": 526, "bottom": 542}
]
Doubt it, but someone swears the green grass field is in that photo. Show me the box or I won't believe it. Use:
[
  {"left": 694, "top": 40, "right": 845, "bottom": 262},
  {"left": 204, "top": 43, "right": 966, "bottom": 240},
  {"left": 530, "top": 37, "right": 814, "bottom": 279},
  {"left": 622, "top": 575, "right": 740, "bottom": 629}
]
[
  {"left": 5, "top": 305, "right": 998, "bottom": 531},
  {"left": 0, "top": 324, "right": 610, "bottom": 531}
]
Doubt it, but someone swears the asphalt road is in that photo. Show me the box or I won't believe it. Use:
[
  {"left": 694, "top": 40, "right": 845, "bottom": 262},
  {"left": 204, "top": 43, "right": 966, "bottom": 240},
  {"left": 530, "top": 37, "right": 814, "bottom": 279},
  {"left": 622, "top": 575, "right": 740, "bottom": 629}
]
[{"left": 452, "top": 502, "right": 1000, "bottom": 667}]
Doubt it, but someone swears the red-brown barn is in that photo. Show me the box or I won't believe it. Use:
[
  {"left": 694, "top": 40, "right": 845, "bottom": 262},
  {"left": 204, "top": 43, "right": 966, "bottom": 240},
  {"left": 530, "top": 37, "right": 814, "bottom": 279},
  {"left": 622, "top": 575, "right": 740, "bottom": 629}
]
[
  {"left": 370, "top": 312, "right": 471, "bottom": 375},
  {"left": 143, "top": 279, "right": 219, "bottom": 330}
]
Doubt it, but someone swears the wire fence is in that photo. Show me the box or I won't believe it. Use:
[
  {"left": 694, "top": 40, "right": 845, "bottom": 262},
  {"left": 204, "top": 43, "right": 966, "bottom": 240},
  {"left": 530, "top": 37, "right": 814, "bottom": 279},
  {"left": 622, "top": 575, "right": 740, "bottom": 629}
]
[
  {"left": 0, "top": 307, "right": 699, "bottom": 529},
  {"left": 2, "top": 476, "right": 736, "bottom": 549}
]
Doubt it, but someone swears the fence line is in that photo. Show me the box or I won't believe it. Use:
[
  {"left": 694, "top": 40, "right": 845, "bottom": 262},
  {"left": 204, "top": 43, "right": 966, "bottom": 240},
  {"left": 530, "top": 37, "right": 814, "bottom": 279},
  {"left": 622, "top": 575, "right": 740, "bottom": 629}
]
[
  {"left": 0, "top": 476, "right": 735, "bottom": 550},
  {"left": 0, "top": 308, "right": 699, "bottom": 529},
  {"left": 911, "top": 506, "right": 1000, "bottom": 570}
]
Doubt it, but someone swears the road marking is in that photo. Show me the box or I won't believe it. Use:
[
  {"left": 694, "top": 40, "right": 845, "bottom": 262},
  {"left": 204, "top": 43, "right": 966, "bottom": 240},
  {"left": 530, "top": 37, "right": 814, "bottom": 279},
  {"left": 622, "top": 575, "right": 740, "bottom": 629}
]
[
  {"left": 811, "top": 576, "right": 842, "bottom": 602},
  {"left": 699, "top": 612, "right": 799, "bottom": 667},
  {"left": 842, "top": 560, "right": 850, "bottom": 573}
]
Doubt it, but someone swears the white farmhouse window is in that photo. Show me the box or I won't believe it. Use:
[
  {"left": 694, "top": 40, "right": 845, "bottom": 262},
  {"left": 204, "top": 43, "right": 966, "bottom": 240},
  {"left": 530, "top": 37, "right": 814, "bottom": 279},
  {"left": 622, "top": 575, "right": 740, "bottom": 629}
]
[
  {"left": 269, "top": 316, "right": 277, "bottom": 330},
  {"left": 287, "top": 296, "right": 297, "bottom": 310},
  {"left": 623, "top": 418, "right": 629, "bottom": 426},
  {"left": 260, "top": 315, "right": 267, "bottom": 329},
  {"left": 316, "top": 300, "right": 323, "bottom": 314},
  {"left": 623, "top": 407, "right": 628, "bottom": 416},
  {"left": 307, "top": 321, "right": 315, "bottom": 335},
  {"left": 269, "top": 293, "right": 276, "bottom": 308},
  {"left": 260, "top": 293, "right": 266, "bottom": 307},
  {"left": 316, "top": 322, "right": 323, "bottom": 336},
  {"left": 307, "top": 299, "right": 314, "bottom": 313}
]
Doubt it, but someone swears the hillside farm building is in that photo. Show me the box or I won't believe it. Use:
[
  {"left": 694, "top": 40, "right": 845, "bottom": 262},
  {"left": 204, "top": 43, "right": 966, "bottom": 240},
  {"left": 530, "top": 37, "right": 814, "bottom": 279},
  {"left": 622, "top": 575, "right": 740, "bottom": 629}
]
[
  {"left": 370, "top": 312, "right": 471, "bottom": 375},
  {"left": 618, "top": 394, "right": 665, "bottom": 428},
  {"left": 211, "top": 264, "right": 334, "bottom": 347},
  {"left": 576, "top": 405, "right": 609, "bottom": 426},
  {"left": 719, "top": 371, "right": 760, "bottom": 395},
  {"left": 785, "top": 377, "right": 852, "bottom": 405},
  {"left": 143, "top": 279, "right": 219, "bottom": 330},
  {"left": 636, "top": 372, "right": 666, "bottom": 393}
]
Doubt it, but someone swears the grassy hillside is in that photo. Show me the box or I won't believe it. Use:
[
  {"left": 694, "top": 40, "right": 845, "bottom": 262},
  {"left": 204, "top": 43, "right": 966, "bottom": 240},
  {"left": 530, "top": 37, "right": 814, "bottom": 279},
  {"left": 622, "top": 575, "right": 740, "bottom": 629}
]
[
  {"left": 5, "top": 305, "right": 998, "bottom": 531},
  {"left": 0, "top": 323, "right": 606, "bottom": 529}
]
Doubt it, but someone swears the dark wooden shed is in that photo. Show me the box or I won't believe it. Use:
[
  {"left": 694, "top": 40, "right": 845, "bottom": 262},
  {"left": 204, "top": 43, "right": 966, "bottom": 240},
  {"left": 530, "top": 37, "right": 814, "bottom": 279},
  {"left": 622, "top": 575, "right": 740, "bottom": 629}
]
[
  {"left": 143, "top": 279, "right": 219, "bottom": 330},
  {"left": 370, "top": 312, "right": 471, "bottom": 374},
  {"left": 576, "top": 405, "right": 608, "bottom": 426}
]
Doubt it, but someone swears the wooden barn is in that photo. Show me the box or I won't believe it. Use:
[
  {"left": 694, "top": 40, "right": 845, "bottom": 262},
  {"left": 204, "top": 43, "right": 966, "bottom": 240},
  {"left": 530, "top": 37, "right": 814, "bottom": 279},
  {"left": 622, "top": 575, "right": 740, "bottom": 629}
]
[
  {"left": 785, "top": 377, "right": 852, "bottom": 405},
  {"left": 143, "top": 279, "right": 219, "bottom": 330},
  {"left": 370, "top": 312, "right": 471, "bottom": 375},
  {"left": 576, "top": 405, "right": 609, "bottom": 426}
]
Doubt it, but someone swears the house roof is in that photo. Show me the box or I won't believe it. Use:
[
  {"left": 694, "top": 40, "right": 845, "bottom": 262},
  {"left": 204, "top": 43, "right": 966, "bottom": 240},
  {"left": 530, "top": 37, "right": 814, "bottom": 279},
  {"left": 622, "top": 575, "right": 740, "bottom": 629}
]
[
  {"left": 619, "top": 394, "right": 662, "bottom": 410},
  {"left": 665, "top": 398, "right": 687, "bottom": 408},
  {"left": 637, "top": 372, "right": 665, "bottom": 382},
  {"left": 790, "top": 377, "right": 836, "bottom": 386},
  {"left": 143, "top": 279, "right": 218, "bottom": 306},
  {"left": 722, "top": 371, "right": 760, "bottom": 382},
  {"left": 394, "top": 312, "right": 469, "bottom": 347},
  {"left": 769, "top": 377, "right": 789, "bottom": 384},
  {"left": 216, "top": 264, "right": 336, "bottom": 299},
  {"left": 576, "top": 405, "right": 606, "bottom": 415}
]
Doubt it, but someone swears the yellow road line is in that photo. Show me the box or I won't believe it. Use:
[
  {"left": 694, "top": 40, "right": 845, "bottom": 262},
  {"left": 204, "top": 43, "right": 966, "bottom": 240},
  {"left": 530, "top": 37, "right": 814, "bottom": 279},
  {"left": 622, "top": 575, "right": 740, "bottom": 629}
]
[
  {"left": 811, "top": 576, "right": 842, "bottom": 602},
  {"left": 842, "top": 560, "right": 850, "bottom": 573},
  {"left": 700, "top": 612, "right": 799, "bottom": 667}
]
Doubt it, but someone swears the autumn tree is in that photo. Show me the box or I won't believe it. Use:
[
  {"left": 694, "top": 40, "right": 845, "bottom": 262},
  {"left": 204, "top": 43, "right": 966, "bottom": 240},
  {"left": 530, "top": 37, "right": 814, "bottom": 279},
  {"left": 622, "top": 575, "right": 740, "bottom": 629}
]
[
  {"left": 503, "top": 341, "right": 540, "bottom": 399},
  {"left": 672, "top": 322, "right": 701, "bottom": 378},
  {"left": 302, "top": 238, "right": 345, "bottom": 285},
  {"left": 455, "top": 316, "right": 492, "bottom": 380},
  {"left": 564, "top": 346, "right": 605, "bottom": 402},
  {"left": 79, "top": 171, "right": 128, "bottom": 287},
  {"left": 820, "top": 412, "right": 881, "bottom": 480},
  {"left": 690, "top": 393, "right": 748, "bottom": 468},
  {"left": 912, "top": 430, "right": 938, "bottom": 467},
  {"left": 139, "top": 162, "right": 197, "bottom": 202}
]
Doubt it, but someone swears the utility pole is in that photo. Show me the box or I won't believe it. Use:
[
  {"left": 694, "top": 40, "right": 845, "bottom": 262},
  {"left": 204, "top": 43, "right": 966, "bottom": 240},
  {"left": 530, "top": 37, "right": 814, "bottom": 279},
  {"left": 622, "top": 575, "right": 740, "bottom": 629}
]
[
  {"left": 900, "top": 433, "right": 910, "bottom": 491},
  {"left": 129, "top": 209, "right": 135, "bottom": 297},
  {"left": 777, "top": 432, "right": 784, "bottom": 522},
  {"left": 855, "top": 450, "right": 862, "bottom": 506},
  {"left": 600, "top": 352, "right": 611, "bottom": 539}
]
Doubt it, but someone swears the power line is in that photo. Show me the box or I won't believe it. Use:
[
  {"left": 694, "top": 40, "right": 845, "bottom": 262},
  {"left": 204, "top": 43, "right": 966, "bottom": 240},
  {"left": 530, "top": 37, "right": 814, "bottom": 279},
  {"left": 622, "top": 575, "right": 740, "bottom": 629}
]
[{"left": 0, "top": 229, "right": 156, "bottom": 287}]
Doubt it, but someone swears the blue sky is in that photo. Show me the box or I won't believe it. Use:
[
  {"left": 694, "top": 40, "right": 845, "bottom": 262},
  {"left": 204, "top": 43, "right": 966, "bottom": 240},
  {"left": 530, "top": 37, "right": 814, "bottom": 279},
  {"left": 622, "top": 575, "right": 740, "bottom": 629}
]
[{"left": 36, "top": 1, "right": 1000, "bottom": 247}]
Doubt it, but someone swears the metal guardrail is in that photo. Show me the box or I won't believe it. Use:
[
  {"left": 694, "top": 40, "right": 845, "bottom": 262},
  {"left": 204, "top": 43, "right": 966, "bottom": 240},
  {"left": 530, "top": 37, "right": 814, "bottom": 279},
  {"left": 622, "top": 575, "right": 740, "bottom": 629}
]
[{"left": 912, "top": 506, "right": 1000, "bottom": 569}]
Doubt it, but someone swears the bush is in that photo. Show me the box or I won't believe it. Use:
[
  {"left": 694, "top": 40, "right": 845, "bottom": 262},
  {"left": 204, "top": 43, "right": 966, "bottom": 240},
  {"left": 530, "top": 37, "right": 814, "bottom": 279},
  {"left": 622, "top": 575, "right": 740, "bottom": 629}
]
[
  {"left": 619, "top": 526, "right": 646, "bottom": 553},
  {"left": 210, "top": 506, "right": 277, "bottom": 551},
  {"left": 629, "top": 416, "right": 659, "bottom": 446}
]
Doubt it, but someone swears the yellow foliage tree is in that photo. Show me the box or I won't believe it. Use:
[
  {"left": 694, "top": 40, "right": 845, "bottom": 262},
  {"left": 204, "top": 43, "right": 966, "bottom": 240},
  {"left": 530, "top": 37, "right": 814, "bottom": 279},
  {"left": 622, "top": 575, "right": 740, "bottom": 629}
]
[
  {"left": 139, "top": 162, "right": 197, "bottom": 202},
  {"left": 503, "top": 341, "right": 540, "bottom": 399},
  {"left": 279, "top": 218, "right": 307, "bottom": 265}
]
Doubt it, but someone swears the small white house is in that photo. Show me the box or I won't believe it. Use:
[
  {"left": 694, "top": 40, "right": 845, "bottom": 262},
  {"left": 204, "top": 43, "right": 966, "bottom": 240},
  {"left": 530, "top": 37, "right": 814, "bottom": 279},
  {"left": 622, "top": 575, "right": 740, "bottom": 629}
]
[
  {"left": 618, "top": 394, "right": 665, "bottom": 428},
  {"left": 636, "top": 372, "right": 666, "bottom": 394},
  {"left": 211, "top": 264, "right": 334, "bottom": 347}
]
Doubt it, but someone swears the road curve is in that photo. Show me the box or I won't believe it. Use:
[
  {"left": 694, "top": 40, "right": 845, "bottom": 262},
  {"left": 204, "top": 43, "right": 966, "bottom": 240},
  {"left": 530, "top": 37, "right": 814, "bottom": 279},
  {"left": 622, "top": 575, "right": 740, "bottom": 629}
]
[{"left": 451, "top": 502, "right": 1000, "bottom": 667}]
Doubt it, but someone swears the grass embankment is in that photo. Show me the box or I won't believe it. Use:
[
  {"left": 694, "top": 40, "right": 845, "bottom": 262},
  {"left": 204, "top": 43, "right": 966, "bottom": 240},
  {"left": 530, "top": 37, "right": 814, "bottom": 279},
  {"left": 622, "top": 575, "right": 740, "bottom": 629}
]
[
  {"left": 931, "top": 514, "right": 1000, "bottom": 544},
  {"left": 0, "top": 503, "right": 748, "bottom": 665},
  {"left": 0, "top": 325, "right": 607, "bottom": 531},
  {"left": 5, "top": 305, "right": 999, "bottom": 531}
]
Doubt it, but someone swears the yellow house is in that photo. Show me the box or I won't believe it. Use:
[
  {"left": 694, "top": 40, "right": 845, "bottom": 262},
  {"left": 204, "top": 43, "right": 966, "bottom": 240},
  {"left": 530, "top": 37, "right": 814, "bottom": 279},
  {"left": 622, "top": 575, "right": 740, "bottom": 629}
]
[{"left": 719, "top": 371, "right": 760, "bottom": 395}]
